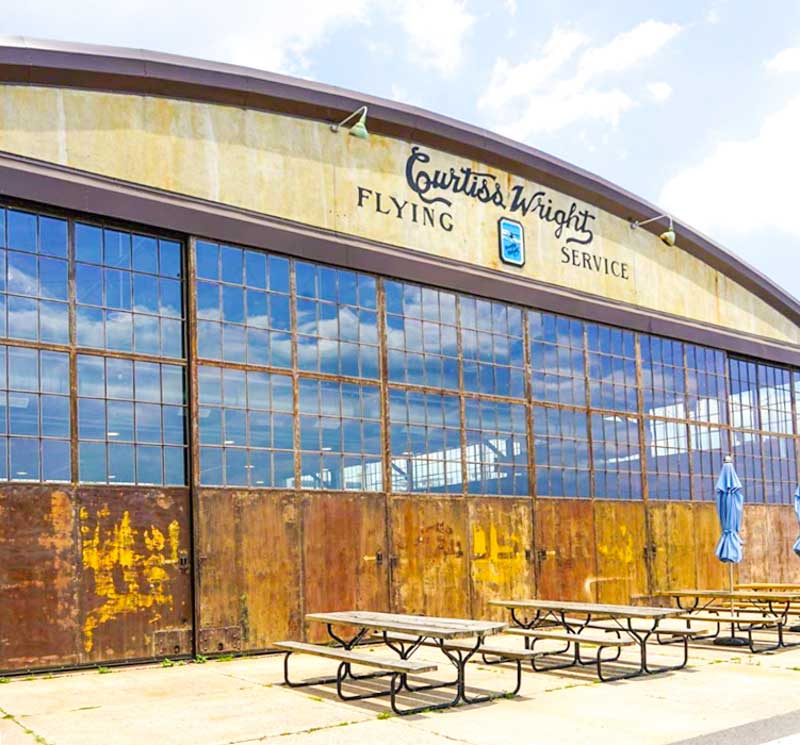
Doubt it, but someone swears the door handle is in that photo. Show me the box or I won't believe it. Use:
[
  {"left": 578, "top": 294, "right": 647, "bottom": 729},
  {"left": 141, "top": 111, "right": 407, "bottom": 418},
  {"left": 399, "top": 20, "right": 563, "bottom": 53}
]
[
  {"left": 362, "top": 551, "right": 384, "bottom": 565},
  {"left": 178, "top": 550, "right": 190, "bottom": 572}
]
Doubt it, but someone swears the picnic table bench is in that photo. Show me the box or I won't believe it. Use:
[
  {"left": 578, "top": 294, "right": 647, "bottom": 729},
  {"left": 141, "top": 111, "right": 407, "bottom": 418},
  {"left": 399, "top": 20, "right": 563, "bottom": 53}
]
[
  {"left": 656, "top": 589, "right": 800, "bottom": 652},
  {"left": 276, "top": 611, "right": 510, "bottom": 714},
  {"left": 489, "top": 599, "right": 688, "bottom": 681}
]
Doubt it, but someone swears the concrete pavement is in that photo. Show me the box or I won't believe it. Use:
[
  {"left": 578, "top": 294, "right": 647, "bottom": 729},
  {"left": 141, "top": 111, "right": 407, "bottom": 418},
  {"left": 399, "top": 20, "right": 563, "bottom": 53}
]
[{"left": 3, "top": 632, "right": 800, "bottom": 745}]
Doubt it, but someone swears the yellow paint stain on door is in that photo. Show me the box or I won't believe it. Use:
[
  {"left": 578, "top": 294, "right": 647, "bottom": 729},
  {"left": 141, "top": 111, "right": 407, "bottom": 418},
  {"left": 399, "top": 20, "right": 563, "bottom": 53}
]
[
  {"left": 79, "top": 505, "right": 181, "bottom": 652},
  {"left": 471, "top": 524, "right": 524, "bottom": 584}
]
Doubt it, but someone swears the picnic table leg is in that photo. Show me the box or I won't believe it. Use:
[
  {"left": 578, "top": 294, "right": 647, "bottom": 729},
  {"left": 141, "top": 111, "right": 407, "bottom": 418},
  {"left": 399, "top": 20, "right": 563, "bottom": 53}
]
[
  {"left": 282, "top": 651, "right": 341, "bottom": 688},
  {"left": 638, "top": 620, "right": 689, "bottom": 674},
  {"left": 381, "top": 633, "right": 459, "bottom": 693},
  {"left": 326, "top": 624, "right": 395, "bottom": 684}
]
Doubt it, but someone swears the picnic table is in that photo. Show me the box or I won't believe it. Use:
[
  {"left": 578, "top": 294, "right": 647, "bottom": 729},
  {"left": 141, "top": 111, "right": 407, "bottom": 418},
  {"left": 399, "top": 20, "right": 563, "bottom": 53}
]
[
  {"left": 656, "top": 589, "right": 800, "bottom": 651},
  {"left": 276, "top": 611, "right": 523, "bottom": 714},
  {"left": 488, "top": 599, "right": 689, "bottom": 681}
]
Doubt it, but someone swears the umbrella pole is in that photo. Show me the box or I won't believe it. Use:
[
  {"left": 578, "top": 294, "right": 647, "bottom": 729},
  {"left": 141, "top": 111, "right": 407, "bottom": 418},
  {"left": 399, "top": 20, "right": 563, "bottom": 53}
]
[
  {"left": 729, "top": 563, "right": 734, "bottom": 615},
  {"left": 714, "top": 561, "right": 747, "bottom": 646}
]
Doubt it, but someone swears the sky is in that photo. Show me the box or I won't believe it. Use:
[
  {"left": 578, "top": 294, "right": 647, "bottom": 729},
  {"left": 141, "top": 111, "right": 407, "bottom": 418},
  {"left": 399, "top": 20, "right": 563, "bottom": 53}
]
[{"left": 5, "top": 0, "right": 800, "bottom": 300}]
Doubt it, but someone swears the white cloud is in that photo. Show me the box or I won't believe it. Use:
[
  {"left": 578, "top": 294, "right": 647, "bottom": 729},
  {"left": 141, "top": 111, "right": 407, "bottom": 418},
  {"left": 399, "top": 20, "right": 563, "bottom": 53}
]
[
  {"left": 660, "top": 95, "right": 800, "bottom": 239},
  {"left": 647, "top": 81, "right": 673, "bottom": 103},
  {"left": 766, "top": 47, "right": 800, "bottom": 73},
  {"left": 4, "top": 0, "right": 369, "bottom": 74},
  {"left": 706, "top": 8, "right": 720, "bottom": 24},
  {"left": 479, "top": 20, "right": 681, "bottom": 139},
  {"left": 576, "top": 21, "right": 681, "bottom": 80},
  {"left": 504, "top": 0, "right": 517, "bottom": 14},
  {"left": 393, "top": 0, "right": 475, "bottom": 77},
  {"left": 479, "top": 28, "right": 589, "bottom": 111},
  {"left": 219, "top": 1, "right": 370, "bottom": 72}
]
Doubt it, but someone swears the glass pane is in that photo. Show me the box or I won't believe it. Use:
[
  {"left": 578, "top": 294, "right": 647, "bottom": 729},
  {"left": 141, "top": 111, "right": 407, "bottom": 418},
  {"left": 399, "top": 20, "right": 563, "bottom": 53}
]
[
  {"left": 161, "top": 365, "right": 185, "bottom": 405},
  {"left": 76, "top": 306, "right": 104, "bottom": 347},
  {"left": 107, "top": 400, "right": 135, "bottom": 442},
  {"left": 80, "top": 442, "right": 106, "bottom": 482},
  {"left": 7, "top": 251, "right": 37, "bottom": 295},
  {"left": 106, "top": 358, "right": 134, "bottom": 399},
  {"left": 224, "top": 448, "right": 248, "bottom": 485},
  {"left": 39, "top": 301, "right": 69, "bottom": 345},
  {"left": 108, "top": 443, "right": 135, "bottom": 483},
  {"left": 75, "top": 224, "right": 102, "bottom": 263},
  {"left": 159, "top": 240, "right": 182, "bottom": 277},
  {"left": 9, "top": 347, "right": 38, "bottom": 390},
  {"left": 136, "top": 445, "right": 162, "bottom": 484},
  {"left": 42, "top": 439, "right": 70, "bottom": 482},
  {"left": 8, "top": 296, "right": 37, "bottom": 340},
  {"left": 77, "top": 355, "right": 105, "bottom": 397},
  {"left": 79, "top": 398, "right": 106, "bottom": 440},
  {"left": 195, "top": 241, "right": 219, "bottom": 280},
  {"left": 135, "top": 402, "right": 162, "bottom": 443},
  {"left": 41, "top": 351, "right": 69, "bottom": 395},
  {"left": 134, "top": 314, "right": 160, "bottom": 355},
  {"left": 104, "top": 230, "right": 131, "bottom": 269},
  {"left": 9, "top": 393, "right": 38, "bottom": 436},
  {"left": 39, "top": 217, "right": 68, "bottom": 258},
  {"left": 7, "top": 211, "right": 36, "bottom": 252},
  {"left": 200, "top": 447, "right": 222, "bottom": 484},
  {"left": 10, "top": 437, "right": 39, "bottom": 480},
  {"left": 133, "top": 235, "right": 158, "bottom": 274},
  {"left": 39, "top": 258, "right": 68, "bottom": 300},
  {"left": 41, "top": 395, "right": 70, "bottom": 438},
  {"left": 164, "top": 447, "right": 186, "bottom": 485},
  {"left": 161, "top": 319, "right": 184, "bottom": 359},
  {"left": 105, "top": 310, "right": 133, "bottom": 351},
  {"left": 135, "top": 362, "right": 161, "bottom": 403}
]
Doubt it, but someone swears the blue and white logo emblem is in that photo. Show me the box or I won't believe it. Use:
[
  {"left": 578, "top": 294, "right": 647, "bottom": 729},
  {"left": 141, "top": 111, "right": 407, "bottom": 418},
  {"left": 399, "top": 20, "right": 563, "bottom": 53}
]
[{"left": 498, "top": 218, "right": 525, "bottom": 267}]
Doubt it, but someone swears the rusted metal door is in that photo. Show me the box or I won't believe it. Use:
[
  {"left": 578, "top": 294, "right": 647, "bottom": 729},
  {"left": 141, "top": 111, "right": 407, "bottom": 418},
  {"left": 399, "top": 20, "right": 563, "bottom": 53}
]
[
  {"left": 196, "top": 490, "right": 301, "bottom": 654},
  {"left": 389, "top": 496, "right": 470, "bottom": 617},
  {"left": 0, "top": 487, "right": 80, "bottom": 671},
  {"left": 647, "top": 502, "right": 697, "bottom": 594},
  {"left": 694, "top": 501, "right": 729, "bottom": 589},
  {"left": 534, "top": 498, "right": 596, "bottom": 601},
  {"left": 1, "top": 485, "right": 192, "bottom": 672},
  {"left": 767, "top": 505, "right": 800, "bottom": 582},
  {"left": 78, "top": 488, "right": 193, "bottom": 663},
  {"left": 302, "top": 493, "right": 389, "bottom": 641},
  {"left": 593, "top": 501, "right": 648, "bottom": 603},
  {"left": 739, "top": 504, "right": 769, "bottom": 585},
  {"left": 468, "top": 498, "right": 533, "bottom": 619}
]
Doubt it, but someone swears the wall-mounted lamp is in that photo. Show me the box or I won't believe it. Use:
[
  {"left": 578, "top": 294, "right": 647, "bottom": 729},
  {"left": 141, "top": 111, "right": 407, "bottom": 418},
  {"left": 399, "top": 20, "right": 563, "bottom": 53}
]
[
  {"left": 330, "top": 105, "right": 369, "bottom": 139},
  {"left": 630, "top": 213, "right": 676, "bottom": 247}
]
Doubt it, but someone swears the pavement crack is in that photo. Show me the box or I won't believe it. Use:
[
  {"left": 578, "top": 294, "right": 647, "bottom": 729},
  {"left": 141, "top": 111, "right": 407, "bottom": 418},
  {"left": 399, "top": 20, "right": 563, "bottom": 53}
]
[
  {"left": 0, "top": 705, "right": 53, "bottom": 744},
  {"left": 226, "top": 717, "right": 367, "bottom": 743}
]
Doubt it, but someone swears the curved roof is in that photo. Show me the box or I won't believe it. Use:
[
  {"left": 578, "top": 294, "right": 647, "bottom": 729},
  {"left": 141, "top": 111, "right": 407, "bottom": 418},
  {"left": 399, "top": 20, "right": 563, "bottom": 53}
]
[{"left": 1, "top": 35, "right": 798, "bottom": 328}]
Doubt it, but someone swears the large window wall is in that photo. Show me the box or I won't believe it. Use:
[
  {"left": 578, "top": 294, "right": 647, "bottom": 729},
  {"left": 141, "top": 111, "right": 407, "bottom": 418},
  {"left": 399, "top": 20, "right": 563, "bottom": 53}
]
[
  {"left": 0, "top": 203, "right": 188, "bottom": 485},
  {"left": 3, "top": 200, "right": 799, "bottom": 503}
]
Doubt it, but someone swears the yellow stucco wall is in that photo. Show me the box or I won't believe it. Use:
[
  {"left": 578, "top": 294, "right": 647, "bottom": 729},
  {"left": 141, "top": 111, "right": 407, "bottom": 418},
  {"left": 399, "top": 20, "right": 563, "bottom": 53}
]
[{"left": 0, "top": 84, "right": 797, "bottom": 344}]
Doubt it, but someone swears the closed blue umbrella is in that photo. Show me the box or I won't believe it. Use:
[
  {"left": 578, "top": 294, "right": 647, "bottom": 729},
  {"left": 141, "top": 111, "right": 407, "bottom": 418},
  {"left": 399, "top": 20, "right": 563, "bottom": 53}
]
[
  {"left": 715, "top": 456, "right": 743, "bottom": 564},
  {"left": 714, "top": 455, "right": 746, "bottom": 646},
  {"left": 793, "top": 486, "right": 800, "bottom": 558}
]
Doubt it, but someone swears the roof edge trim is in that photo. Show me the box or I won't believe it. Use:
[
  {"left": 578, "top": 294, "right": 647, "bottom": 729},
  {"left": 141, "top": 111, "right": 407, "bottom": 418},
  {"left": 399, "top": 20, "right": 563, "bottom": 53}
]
[{"left": 0, "top": 36, "right": 797, "bottom": 326}]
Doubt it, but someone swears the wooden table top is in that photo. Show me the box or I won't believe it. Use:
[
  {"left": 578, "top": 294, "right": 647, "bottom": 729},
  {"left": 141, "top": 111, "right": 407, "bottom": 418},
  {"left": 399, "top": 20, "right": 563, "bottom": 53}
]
[
  {"left": 305, "top": 611, "right": 507, "bottom": 639},
  {"left": 657, "top": 589, "right": 800, "bottom": 601},
  {"left": 488, "top": 599, "right": 679, "bottom": 620},
  {"left": 736, "top": 583, "right": 800, "bottom": 591}
]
